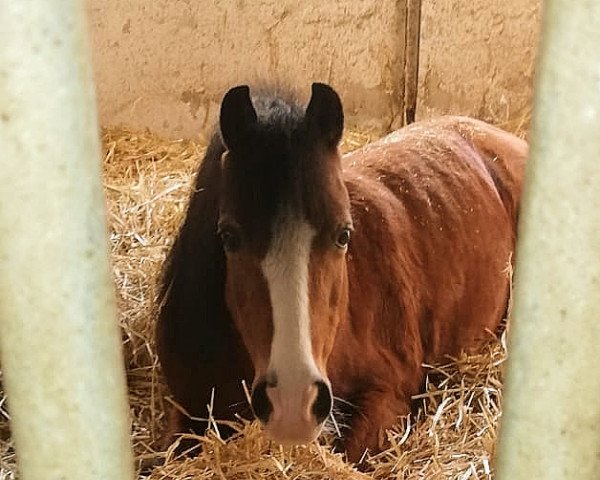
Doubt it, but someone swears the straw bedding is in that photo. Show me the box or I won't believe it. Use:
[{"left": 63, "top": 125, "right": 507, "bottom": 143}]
[{"left": 0, "top": 120, "right": 527, "bottom": 479}]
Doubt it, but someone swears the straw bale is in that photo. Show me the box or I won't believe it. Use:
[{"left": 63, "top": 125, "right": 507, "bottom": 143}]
[{"left": 0, "top": 117, "right": 527, "bottom": 479}]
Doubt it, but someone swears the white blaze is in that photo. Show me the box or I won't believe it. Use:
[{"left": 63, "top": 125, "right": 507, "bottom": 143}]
[{"left": 261, "top": 217, "right": 320, "bottom": 390}]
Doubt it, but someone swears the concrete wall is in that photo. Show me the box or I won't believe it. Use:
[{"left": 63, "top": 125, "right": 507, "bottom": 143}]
[
  {"left": 87, "top": 0, "right": 541, "bottom": 139},
  {"left": 87, "top": 0, "right": 407, "bottom": 140},
  {"left": 417, "top": 0, "right": 541, "bottom": 126}
]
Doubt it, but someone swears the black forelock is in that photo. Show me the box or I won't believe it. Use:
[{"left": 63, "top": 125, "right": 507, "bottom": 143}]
[
  {"left": 216, "top": 85, "right": 344, "bottom": 252},
  {"left": 250, "top": 87, "right": 306, "bottom": 137},
  {"left": 218, "top": 85, "right": 310, "bottom": 214}
]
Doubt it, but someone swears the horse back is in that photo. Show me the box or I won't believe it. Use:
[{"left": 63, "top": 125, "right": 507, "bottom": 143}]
[
  {"left": 333, "top": 117, "right": 526, "bottom": 382},
  {"left": 371, "top": 116, "right": 527, "bottom": 224}
]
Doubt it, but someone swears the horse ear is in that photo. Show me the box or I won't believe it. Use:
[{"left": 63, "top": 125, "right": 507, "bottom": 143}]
[
  {"left": 305, "top": 83, "right": 344, "bottom": 148},
  {"left": 219, "top": 85, "right": 257, "bottom": 151}
]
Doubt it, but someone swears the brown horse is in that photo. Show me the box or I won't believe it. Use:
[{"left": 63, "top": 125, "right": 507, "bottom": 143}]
[{"left": 156, "top": 83, "right": 527, "bottom": 462}]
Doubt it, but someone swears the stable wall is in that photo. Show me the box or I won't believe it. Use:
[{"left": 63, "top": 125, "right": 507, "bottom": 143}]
[
  {"left": 87, "top": 0, "right": 407, "bottom": 139},
  {"left": 417, "top": 0, "right": 541, "bottom": 125},
  {"left": 87, "top": 0, "right": 541, "bottom": 139}
]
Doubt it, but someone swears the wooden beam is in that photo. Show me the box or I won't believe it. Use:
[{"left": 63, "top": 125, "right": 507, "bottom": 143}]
[{"left": 404, "top": 0, "right": 422, "bottom": 124}]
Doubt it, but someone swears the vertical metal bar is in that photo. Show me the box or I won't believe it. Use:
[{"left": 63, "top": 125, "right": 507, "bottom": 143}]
[
  {"left": 495, "top": 1, "right": 600, "bottom": 478},
  {"left": 0, "top": 1, "right": 135, "bottom": 479}
]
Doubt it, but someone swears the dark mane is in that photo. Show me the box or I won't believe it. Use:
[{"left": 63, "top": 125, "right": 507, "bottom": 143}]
[{"left": 155, "top": 107, "right": 246, "bottom": 441}]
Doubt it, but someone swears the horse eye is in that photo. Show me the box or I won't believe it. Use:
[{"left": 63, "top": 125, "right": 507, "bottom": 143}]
[
  {"left": 219, "top": 228, "right": 241, "bottom": 253},
  {"left": 335, "top": 228, "right": 351, "bottom": 249}
]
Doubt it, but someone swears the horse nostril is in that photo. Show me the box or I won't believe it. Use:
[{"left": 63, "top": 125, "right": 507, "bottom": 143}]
[
  {"left": 251, "top": 380, "right": 272, "bottom": 424},
  {"left": 312, "top": 381, "right": 333, "bottom": 424}
]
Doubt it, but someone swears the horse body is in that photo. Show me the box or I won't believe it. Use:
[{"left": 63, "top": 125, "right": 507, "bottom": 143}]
[
  {"left": 156, "top": 84, "right": 527, "bottom": 462},
  {"left": 327, "top": 117, "right": 526, "bottom": 457}
]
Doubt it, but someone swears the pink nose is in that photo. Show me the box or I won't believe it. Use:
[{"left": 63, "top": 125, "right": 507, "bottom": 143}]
[{"left": 250, "top": 379, "right": 332, "bottom": 444}]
